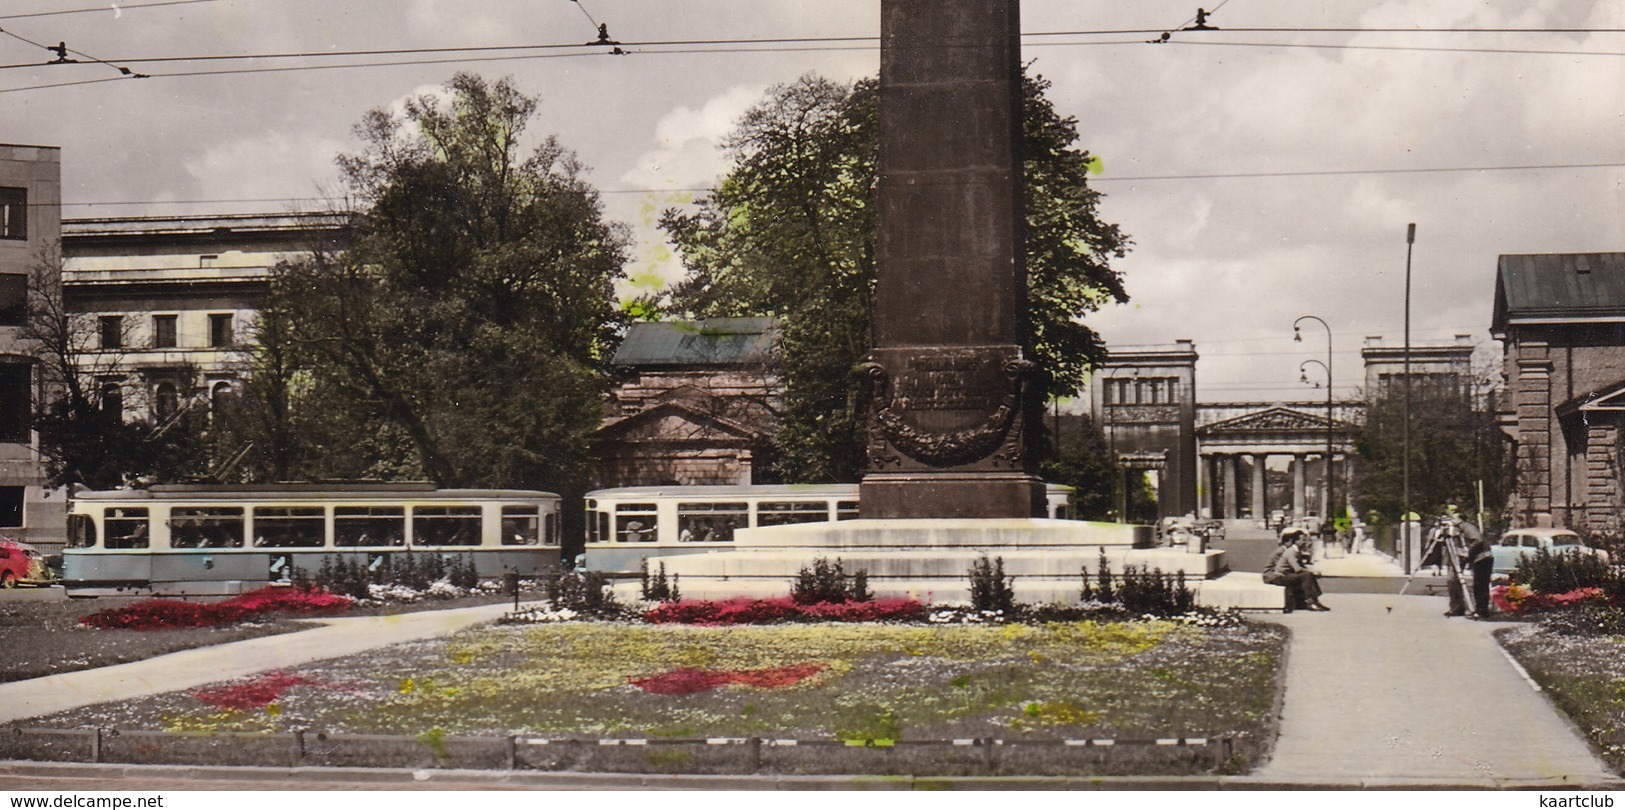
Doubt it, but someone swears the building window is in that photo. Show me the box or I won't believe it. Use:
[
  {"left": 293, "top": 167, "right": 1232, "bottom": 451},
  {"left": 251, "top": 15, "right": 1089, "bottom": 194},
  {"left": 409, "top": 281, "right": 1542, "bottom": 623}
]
[
  {"left": 0, "top": 188, "right": 24, "bottom": 241},
  {"left": 152, "top": 314, "right": 177, "bottom": 348},
  {"left": 0, "top": 274, "right": 24, "bottom": 327},
  {"left": 154, "top": 382, "right": 178, "bottom": 419},
  {"left": 98, "top": 317, "right": 123, "bottom": 348},
  {"left": 0, "top": 487, "right": 21, "bottom": 528},
  {"left": 100, "top": 381, "right": 123, "bottom": 419},
  {"left": 208, "top": 313, "right": 234, "bottom": 347},
  {"left": 0, "top": 364, "right": 29, "bottom": 443}
]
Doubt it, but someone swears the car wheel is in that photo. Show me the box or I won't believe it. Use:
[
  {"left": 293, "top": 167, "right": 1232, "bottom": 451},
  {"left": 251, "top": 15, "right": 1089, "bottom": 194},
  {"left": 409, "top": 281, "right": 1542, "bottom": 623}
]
[{"left": 0, "top": 571, "right": 15, "bottom": 589}]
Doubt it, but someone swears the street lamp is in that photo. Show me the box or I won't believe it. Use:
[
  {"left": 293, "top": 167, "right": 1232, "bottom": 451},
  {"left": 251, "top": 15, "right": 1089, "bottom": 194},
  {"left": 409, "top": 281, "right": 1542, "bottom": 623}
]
[{"left": 1294, "top": 316, "right": 1335, "bottom": 541}]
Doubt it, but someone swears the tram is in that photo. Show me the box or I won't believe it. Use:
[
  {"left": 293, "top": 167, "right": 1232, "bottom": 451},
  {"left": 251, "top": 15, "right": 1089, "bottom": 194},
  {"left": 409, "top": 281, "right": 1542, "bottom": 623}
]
[
  {"left": 63, "top": 483, "right": 562, "bottom": 597},
  {"left": 582, "top": 483, "right": 1074, "bottom": 574}
]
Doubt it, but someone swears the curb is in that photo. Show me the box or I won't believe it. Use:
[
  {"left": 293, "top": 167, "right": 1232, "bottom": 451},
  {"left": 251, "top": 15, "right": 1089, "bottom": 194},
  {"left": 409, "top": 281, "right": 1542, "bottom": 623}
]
[{"left": 6, "top": 761, "right": 1624, "bottom": 791}]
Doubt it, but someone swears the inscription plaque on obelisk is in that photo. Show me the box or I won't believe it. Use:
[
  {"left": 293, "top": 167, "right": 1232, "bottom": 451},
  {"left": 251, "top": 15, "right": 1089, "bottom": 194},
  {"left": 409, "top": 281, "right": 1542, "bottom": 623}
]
[{"left": 860, "top": 0, "right": 1045, "bottom": 518}]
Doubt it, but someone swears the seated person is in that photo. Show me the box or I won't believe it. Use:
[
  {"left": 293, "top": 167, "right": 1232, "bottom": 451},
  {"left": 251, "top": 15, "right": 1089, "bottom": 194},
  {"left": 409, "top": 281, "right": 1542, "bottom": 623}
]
[{"left": 1264, "top": 528, "right": 1329, "bottom": 612}]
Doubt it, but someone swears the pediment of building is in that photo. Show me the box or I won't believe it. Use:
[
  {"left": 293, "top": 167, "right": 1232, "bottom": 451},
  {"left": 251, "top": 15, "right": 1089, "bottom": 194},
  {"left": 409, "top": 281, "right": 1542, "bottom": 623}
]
[
  {"left": 595, "top": 399, "right": 761, "bottom": 444},
  {"left": 1198, "top": 406, "right": 1354, "bottom": 435}
]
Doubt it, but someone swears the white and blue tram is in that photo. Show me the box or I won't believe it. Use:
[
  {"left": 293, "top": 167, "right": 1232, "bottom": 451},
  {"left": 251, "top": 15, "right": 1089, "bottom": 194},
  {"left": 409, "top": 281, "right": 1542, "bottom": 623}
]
[
  {"left": 63, "top": 484, "right": 562, "bottom": 596},
  {"left": 582, "top": 483, "right": 1074, "bottom": 574}
]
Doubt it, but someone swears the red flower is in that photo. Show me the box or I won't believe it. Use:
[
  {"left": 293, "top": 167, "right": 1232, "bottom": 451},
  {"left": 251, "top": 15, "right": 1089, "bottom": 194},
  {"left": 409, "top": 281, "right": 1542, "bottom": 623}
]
[
  {"left": 193, "top": 671, "right": 324, "bottom": 711},
  {"left": 79, "top": 586, "right": 352, "bottom": 630},
  {"left": 642, "top": 596, "right": 925, "bottom": 625},
  {"left": 629, "top": 663, "right": 828, "bottom": 695}
]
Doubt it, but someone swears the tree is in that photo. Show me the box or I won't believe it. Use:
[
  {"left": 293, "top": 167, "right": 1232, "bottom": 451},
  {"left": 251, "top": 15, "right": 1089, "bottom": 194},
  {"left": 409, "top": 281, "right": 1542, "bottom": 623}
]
[
  {"left": 1039, "top": 415, "right": 1118, "bottom": 520},
  {"left": 23, "top": 245, "right": 157, "bottom": 489},
  {"left": 661, "top": 71, "right": 1129, "bottom": 482},
  {"left": 257, "top": 73, "right": 629, "bottom": 492},
  {"left": 1353, "top": 379, "right": 1507, "bottom": 528}
]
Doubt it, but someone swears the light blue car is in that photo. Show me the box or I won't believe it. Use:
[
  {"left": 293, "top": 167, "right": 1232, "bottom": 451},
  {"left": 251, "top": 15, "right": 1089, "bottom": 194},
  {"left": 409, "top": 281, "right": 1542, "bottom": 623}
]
[{"left": 1492, "top": 528, "right": 1609, "bottom": 576}]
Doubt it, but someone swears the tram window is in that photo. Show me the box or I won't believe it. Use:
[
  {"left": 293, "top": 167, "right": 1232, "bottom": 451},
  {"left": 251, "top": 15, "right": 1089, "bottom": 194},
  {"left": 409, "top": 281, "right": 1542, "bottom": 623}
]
[
  {"left": 68, "top": 514, "right": 98, "bottom": 548},
  {"left": 544, "top": 511, "right": 558, "bottom": 546},
  {"left": 501, "top": 506, "right": 540, "bottom": 546},
  {"left": 253, "top": 507, "right": 326, "bottom": 548},
  {"left": 597, "top": 511, "right": 610, "bottom": 545},
  {"left": 836, "top": 501, "right": 860, "bottom": 521},
  {"left": 413, "top": 505, "right": 482, "bottom": 546},
  {"left": 615, "top": 503, "right": 658, "bottom": 543},
  {"left": 169, "top": 507, "right": 245, "bottom": 549},
  {"left": 677, "top": 502, "right": 747, "bottom": 543},
  {"left": 758, "top": 501, "right": 830, "bottom": 526},
  {"left": 334, "top": 506, "right": 405, "bottom": 547},
  {"left": 104, "top": 508, "right": 149, "bottom": 549}
]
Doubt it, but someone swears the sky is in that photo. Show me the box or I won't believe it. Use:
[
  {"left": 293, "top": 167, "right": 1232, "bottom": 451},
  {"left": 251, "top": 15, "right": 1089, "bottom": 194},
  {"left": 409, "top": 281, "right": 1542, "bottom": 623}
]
[{"left": 3, "top": 0, "right": 1621, "bottom": 405}]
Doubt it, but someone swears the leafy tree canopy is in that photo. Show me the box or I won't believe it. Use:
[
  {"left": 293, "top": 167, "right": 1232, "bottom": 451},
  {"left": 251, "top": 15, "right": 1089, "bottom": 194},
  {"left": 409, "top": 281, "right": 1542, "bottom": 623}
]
[
  {"left": 252, "top": 73, "right": 629, "bottom": 491},
  {"left": 1353, "top": 381, "right": 1506, "bottom": 527},
  {"left": 662, "top": 70, "right": 1130, "bottom": 482}
]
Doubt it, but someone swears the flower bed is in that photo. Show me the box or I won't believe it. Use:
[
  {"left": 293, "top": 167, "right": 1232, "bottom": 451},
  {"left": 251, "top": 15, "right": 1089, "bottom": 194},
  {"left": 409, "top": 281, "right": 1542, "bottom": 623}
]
[
  {"left": 79, "top": 586, "right": 353, "bottom": 631},
  {"left": 642, "top": 596, "right": 926, "bottom": 625},
  {"left": 1491, "top": 583, "right": 1611, "bottom": 615}
]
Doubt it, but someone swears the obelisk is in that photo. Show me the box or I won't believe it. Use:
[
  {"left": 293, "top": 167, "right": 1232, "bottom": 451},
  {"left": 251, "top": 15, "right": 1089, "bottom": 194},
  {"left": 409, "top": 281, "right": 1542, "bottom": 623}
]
[{"left": 860, "top": 0, "right": 1045, "bottom": 518}]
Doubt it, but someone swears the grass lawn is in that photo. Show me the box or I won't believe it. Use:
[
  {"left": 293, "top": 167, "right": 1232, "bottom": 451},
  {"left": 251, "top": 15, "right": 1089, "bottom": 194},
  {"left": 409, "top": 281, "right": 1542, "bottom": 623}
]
[
  {"left": 0, "top": 588, "right": 521, "bottom": 685},
  {"left": 1498, "top": 623, "right": 1625, "bottom": 775},
  {"left": 21, "top": 618, "right": 1287, "bottom": 775}
]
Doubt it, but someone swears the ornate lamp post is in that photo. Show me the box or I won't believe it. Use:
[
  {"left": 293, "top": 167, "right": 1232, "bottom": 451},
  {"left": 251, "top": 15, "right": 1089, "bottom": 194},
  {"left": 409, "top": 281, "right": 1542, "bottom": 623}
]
[{"left": 1295, "top": 316, "right": 1335, "bottom": 538}]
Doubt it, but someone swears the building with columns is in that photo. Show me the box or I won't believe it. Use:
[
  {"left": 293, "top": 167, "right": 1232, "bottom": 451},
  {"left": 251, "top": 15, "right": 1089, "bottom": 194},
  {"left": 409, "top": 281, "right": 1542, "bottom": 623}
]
[
  {"left": 1195, "top": 401, "right": 1361, "bottom": 522},
  {"left": 1493, "top": 252, "right": 1625, "bottom": 532}
]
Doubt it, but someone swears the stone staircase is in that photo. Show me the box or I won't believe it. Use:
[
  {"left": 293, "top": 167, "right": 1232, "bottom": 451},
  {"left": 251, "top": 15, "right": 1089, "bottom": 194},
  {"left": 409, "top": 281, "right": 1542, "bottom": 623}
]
[{"left": 631, "top": 519, "right": 1240, "bottom": 606}]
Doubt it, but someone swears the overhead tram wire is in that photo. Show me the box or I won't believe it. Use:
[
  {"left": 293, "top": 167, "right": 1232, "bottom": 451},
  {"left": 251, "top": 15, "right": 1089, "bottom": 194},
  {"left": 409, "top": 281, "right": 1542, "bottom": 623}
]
[
  {"left": 5, "top": 23, "right": 1625, "bottom": 70},
  {"left": 54, "top": 160, "right": 1621, "bottom": 207},
  {"left": 0, "top": 0, "right": 228, "bottom": 21},
  {"left": 0, "top": 25, "right": 147, "bottom": 78}
]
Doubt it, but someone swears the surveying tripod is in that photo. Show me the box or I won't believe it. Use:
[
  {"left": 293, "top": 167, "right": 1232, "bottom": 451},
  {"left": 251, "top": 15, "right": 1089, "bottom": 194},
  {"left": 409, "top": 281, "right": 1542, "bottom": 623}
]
[{"left": 1399, "top": 520, "right": 1477, "bottom": 615}]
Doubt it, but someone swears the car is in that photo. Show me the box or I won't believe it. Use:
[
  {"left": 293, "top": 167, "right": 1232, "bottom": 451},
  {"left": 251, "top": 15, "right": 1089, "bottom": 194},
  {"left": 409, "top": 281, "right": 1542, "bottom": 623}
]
[
  {"left": 1491, "top": 527, "right": 1610, "bottom": 576},
  {"left": 0, "top": 539, "right": 54, "bottom": 588}
]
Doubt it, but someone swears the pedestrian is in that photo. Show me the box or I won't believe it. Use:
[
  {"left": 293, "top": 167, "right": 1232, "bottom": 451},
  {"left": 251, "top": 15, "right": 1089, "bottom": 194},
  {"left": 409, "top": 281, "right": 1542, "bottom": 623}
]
[
  {"left": 1439, "top": 508, "right": 1493, "bottom": 618},
  {"left": 1264, "top": 528, "right": 1330, "bottom": 612}
]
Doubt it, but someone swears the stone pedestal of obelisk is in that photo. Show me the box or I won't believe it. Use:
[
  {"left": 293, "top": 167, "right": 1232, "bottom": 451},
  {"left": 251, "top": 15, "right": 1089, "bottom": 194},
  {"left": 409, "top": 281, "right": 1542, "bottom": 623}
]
[{"left": 859, "top": 0, "right": 1046, "bottom": 518}]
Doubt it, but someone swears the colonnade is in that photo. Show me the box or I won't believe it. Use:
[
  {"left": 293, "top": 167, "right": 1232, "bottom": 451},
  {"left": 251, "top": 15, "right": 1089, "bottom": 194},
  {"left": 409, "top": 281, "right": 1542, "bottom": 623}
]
[{"left": 1201, "top": 451, "right": 1346, "bottom": 521}]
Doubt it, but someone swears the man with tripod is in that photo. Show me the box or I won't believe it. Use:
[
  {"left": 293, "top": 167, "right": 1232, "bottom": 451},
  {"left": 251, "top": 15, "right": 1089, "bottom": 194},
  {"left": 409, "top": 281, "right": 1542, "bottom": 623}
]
[{"left": 1436, "top": 506, "right": 1494, "bottom": 619}]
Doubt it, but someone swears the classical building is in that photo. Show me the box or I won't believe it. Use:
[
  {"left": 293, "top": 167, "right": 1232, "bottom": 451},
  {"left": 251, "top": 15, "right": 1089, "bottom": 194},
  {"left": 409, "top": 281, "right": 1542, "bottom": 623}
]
[
  {"left": 1085, "top": 335, "right": 1480, "bottom": 523},
  {"left": 0, "top": 144, "right": 64, "bottom": 548},
  {"left": 593, "top": 317, "right": 779, "bottom": 488},
  {"left": 61, "top": 213, "right": 351, "bottom": 424},
  {"left": 1493, "top": 252, "right": 1625, "bottom": 532},
  {"left": 1086, "top": 341, "right": 1199, "bottom": 521}
]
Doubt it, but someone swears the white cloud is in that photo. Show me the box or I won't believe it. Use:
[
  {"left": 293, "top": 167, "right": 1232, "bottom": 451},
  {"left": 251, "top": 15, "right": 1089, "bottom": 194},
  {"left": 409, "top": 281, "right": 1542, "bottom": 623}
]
[{"left": 619, "top": 83, "right": 767, "bottom": 190}]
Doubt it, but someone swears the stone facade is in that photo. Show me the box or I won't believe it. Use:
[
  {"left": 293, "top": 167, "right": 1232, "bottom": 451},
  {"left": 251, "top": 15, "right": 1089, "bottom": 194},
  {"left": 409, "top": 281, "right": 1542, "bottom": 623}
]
[
  {"left": 0, "top": 144, "right": 64, "bottom": 548},
  {"left": 62, "top": 213, "right": 350, "bottom": 426},
  {"left": 594, "top": 318, "right": 779, "bottom": 488},
  {"left": 1493, "top": 252, "right": 1625, "bottom": 533}
]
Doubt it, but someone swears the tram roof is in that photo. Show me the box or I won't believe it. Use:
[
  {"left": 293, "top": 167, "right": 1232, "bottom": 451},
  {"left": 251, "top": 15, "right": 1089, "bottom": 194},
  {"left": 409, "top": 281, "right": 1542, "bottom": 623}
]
[
  {"left": 586, "top": 484, "right": 858, "bottom": 499},
  {"left": 73, "top": 483, "right": 559, "bottom": 501}
]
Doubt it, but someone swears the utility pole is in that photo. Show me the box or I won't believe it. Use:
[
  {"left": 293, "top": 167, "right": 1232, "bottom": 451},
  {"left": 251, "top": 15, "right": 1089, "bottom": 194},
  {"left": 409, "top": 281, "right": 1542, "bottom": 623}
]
[{"left": 1403, "top": 223, "right": 1416, "bottom": 573}]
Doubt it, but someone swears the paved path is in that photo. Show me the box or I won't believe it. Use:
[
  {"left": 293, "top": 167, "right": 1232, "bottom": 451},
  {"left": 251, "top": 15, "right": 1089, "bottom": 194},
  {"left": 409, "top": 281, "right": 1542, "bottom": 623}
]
[
  {"left": 0, "top": 602, "right": 527, "bottom": 724},
  {"left": 5, "top": 594, "right": 1621, "bottom": 787},
  {"left": 1249, "top": 593, "right": 1618, "bottom": 787}
]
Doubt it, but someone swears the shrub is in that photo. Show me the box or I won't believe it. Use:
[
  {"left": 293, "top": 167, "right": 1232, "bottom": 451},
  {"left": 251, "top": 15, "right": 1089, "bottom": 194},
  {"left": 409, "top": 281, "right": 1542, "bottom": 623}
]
[
  {"left": 1513, "top": 546, "right": 1615, "bottom": 595},
  {"left": 628, "top": 663, "right": 828, "bottom": 695},
  {"left": 968, "top": 555, "right": 1015, "bottom": 614},
  {"left": 640, "top": 559, "right": 680, "bottom": 602},
  {"left": 1118, "top": 565, "right": 1195, "bottom": 617},
  {"left": 791, "top": 558, "right": 872, "bottom": 604},
  {"left": 1094, "top": 549, "right": 1116, "bottom": 603},
  {"left": 548, "top": 569, "right": 620, "bottom": 616}
]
